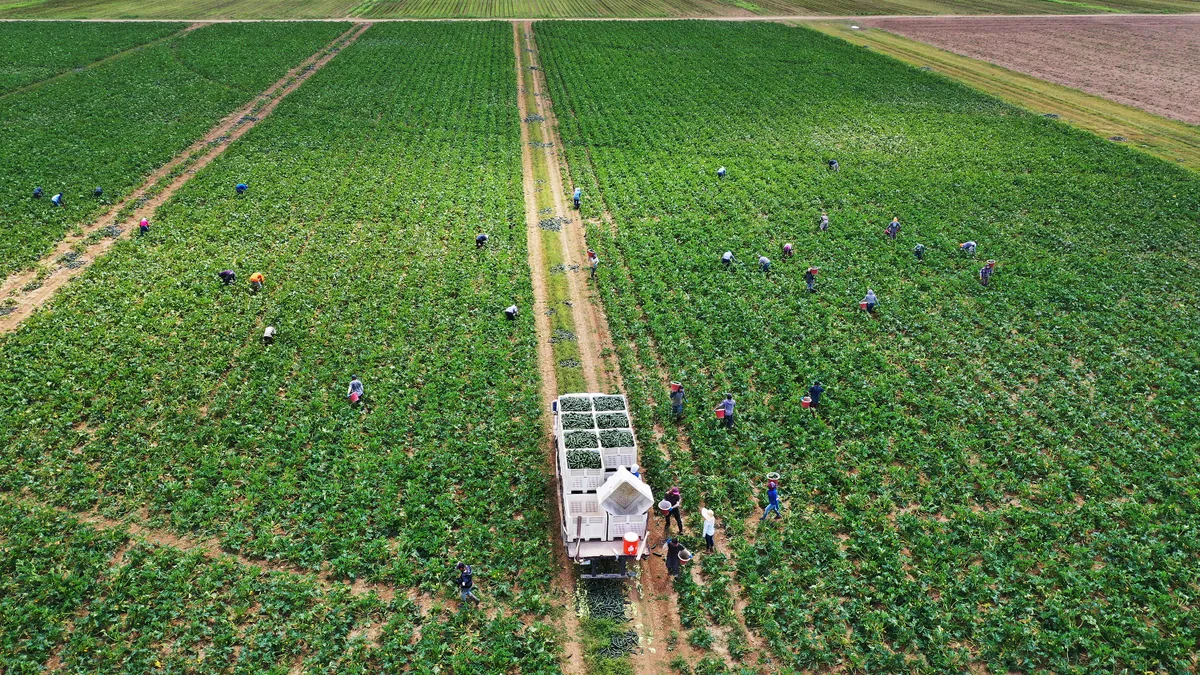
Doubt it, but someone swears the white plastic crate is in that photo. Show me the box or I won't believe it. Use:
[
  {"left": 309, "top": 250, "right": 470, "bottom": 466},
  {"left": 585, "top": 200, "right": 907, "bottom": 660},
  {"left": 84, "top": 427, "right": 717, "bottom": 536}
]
[
  {"left": 607, "top": 513, "right": 648, "bottom": 541},
  {"left": 563, "top": 493, "right": 607, "bottom": 541},
  {"left": 601, "top": 446, "right": 637, "bottom": 471}
]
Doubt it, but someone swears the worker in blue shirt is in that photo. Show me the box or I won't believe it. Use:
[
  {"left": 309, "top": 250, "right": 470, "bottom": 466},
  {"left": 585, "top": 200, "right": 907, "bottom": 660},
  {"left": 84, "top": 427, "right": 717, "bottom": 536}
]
[
  {"left": 236, "top": 183, "right": 248, "bottom": 195},
  {"left": 93, "top": 187, "right": 103, "bottom": 197},
  {"left": 456, "top": 562, "right": 480, "bottom": 604},
  {"left": 808, "top": 381, "right": 825, "bottom": 410},
  {"left": 914, "top": 243, "right": 925, "bottom": 261},
  {"left": 573, "top": 187, "right": 581, "bottom": 209},
  {"left": 33, "top": 187, "right": 43, "bottom": 199},
  {"left": 476, "top": 233, "right": 489, "bottom": 249},
  {"left": 885, "top": 217, "right": 901, "bottom": 240},
  {"left": 979, "top": 260, "right": 996, "bottom": 286},
  {"left": 50, "top": 193, "right": 63, "bottom": 207},
  {"left": 717, "top": 166, "right": 726, "bottom": 179},
  {"left": 760, "top": 480, "right": 782, "bottom": 520}
]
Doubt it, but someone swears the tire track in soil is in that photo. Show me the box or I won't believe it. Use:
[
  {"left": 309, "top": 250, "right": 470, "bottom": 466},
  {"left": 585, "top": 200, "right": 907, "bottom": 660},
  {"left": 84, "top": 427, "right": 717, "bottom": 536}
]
[
  {"left": 513, "top": 21, "right": 587, "bottom": 675},
  {"left": 0, "top": 21, "right": 371, "bottom": 335},
  {"left": 522, "top": 20, "right": 690, "bottom": 675}
]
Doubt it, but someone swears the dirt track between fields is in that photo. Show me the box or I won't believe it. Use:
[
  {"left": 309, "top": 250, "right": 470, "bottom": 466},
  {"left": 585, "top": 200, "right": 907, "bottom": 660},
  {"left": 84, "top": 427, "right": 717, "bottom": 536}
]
[
  {"left": 863, "top": 15, "right": 1200, "bottom": 124},
  {"left": 0, "top": 22, "right": 369, "bottom": 334}
]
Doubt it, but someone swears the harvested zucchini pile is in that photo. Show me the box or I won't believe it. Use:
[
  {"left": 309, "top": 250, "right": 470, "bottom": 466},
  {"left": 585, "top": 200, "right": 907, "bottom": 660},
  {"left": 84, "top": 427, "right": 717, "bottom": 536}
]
[
  {"left": 567, "top": 449, "right": 601, "bottom": 469},
  {"left": 595, "top": 412, "right": 629, "bottom": 429},
  {"left": 599, "top": 429, "right": 634, "bottom": 448},
  {"left": 564, "top": 430, "right": 599, "bottom": 449}
]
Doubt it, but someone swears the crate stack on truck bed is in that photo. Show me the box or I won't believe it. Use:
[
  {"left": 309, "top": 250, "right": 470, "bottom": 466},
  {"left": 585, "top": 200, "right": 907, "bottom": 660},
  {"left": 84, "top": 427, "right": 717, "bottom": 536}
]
[{"left": 556, "top": 393, "right": 649, "bottom": 546}]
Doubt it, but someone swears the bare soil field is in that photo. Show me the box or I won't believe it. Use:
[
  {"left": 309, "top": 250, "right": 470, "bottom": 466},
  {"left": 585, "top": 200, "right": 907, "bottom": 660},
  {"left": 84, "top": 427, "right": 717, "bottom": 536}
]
[{"left": 864, "top": 15, "right": 1200, "bottom": 125}]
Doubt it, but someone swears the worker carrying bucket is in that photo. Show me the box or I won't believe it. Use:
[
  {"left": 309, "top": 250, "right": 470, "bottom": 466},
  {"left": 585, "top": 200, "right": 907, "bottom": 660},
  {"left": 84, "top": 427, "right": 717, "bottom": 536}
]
[
  {"left": 669, "top": 381, "right": 684, "bottom": 418},
  {"left": 979, "top": 260, "right": 997, "bottom": 286},
  {"left": 860, "top": 289, "right": 878, "bottom": 315},
  {"left": 805, "top": 267, "right": 819, "bottom": 293},
  {"left": 347, "top": 375, "right": 364, "bottom": 405}
]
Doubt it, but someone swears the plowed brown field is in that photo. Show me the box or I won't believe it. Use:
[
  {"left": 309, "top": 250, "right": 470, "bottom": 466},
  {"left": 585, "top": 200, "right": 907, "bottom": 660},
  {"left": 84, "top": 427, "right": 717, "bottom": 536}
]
[{"left": 864, "top": 15, "right": 1200, "bottom": 125}]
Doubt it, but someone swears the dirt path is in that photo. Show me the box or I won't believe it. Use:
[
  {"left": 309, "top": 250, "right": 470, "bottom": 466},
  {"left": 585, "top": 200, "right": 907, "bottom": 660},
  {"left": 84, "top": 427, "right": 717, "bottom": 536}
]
[
  {"left": 0, "top": 22, "right": 370, "bottom": 335},
  {"left": 513, "top": 21, "right": 587, "bottom": 675}
]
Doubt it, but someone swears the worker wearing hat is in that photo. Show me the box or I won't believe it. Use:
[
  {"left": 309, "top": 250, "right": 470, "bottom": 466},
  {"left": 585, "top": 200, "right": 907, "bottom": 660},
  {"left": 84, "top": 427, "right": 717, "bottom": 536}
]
[{"left": 701, "top": 508, "right": 716, "bottom": 553}]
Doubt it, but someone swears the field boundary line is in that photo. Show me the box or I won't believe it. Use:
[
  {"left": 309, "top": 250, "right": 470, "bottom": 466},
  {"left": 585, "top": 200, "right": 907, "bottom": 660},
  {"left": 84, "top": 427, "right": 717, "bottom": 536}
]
[
  {"left": 0, "top": 21, "right": 204, "bottom": 101},
  {"left": 1, "top": 13, "right": 1198, "bottom": 22},
  {"left": 0, "top": 21, "right": 369, "bottom": 335},
  {"left": 513, "top": 21, "right": 587, "bottom": 675},
  {"left": 801, "top": 20, "right": 1200, "bottom": 171}
]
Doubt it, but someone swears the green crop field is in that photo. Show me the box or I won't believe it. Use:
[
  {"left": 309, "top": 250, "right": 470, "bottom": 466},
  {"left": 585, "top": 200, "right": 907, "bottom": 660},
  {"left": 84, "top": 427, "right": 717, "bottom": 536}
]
[
  {"left": 0, "top": 21, "right": 180, "bottom": 93},
  {"left": 1, "top": 0, "right": 1197, "bottom": 18},
  {"left": 0, "top": 22, "right": 349, "bottom": 278},
  {"left": 538, "top": 19, "right": 1199, "bottom": 673}
]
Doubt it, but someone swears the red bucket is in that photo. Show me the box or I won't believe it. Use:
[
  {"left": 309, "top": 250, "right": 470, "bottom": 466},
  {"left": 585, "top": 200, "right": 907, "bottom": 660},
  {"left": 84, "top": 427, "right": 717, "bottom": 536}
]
[
  {"left": 670, "top": 382, "right": 681, "bottom": 392},
  {"left": 349, "top": 392, "right": 360, "bottom": 403},
  {"left": 715, "top": 408, "right": 725, "bottom": 419},
  {"left": 859, "top": 301, "right": 868, "bottom": 311},
  {"left": 801, "top": 396, "right": 811, "bottom": 408},
  {"left": 623, "top": 531, "right": 639, "bottom": 556}
]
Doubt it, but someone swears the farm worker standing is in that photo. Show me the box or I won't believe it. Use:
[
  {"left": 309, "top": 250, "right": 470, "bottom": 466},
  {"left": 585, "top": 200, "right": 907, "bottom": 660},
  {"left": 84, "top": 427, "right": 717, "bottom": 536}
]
[
  {"left": 663, "top": 486, "right": 683, "bottom": 534},
  {"left": 590, "top": 254, "right": 599, "bottom": 280},
  {"left": 808, "top": 381, "right": 825, "bottom": 410},
  {"left": 718, "top": 393, "right": 735, "bottom": 428},
  {"left": 819, "top": 212, "right": 829, "bottom": 231},
  {"left": 701, "top": 508, "right": 716, "bottom": 553},
  {"left": 248, "top": 272, "right": 265, "bottom": 294},
  {"left": 505, "top": 304, "right": 519, "bottom": 321},
  {"left": 914, "top": 243, "right": 925, "bottom": 261},
  {"left": 979, "top": 260, "right": 996, "bottom": 286},
  {"left": 219, "top": 269, "right": 236, "bottom": 285},
  {"left": 885, "top": 217, "right": 901, "bottom": 240},
  {"left": 235, "top": 183, "right": 248, "bottom": 195},
  {"left": 760, "top": 481, "right": 782, "bottom": 520},
  {"left": 138, "top": 218, "right": 149, "bottom": 236},
  {"left": 51, "top": 193, "right": 63, "bottom": 207},
  {"left": 828, "top": 159, "right": 840, "bottom": 172},
  {"left": 717, "top": 166, "right": 727, "bottom": 179},
  {"left": 629, "top": 463, "right": 641, "bottom": 478},
  {"left": 456, "top": 562, "right": 480, "bottom": 605},
  {"left": 804, "top": 266, "right": 819, "bottom": 293},
  {"left": 663, "top": 538, "right": 685, "bottom": 578},
  {"left": 93, "top": 187, "right": 103, "bottom": 198},
  {"left": 262, "top": 325, "right": 276, "bottom": 346},
  {"left": 861, "top": 289, "right": 878, "bottom": 314},
  {"left": 759, "top": 256, "right": 771, "bottom": 272},
  {"left": 721, "top": 251, "right": 734, "bottom": 268},
  {"left": 960, "top": 241, "right": 977, "bottom": 255},
  {"left": 669, "top": 383, "right": 685, "bottom": 418},
  {"left": 475, "top": 233, "right": 489, "bottom": 248},
  {"left": 33, "top": 187, "right": 43, "bottom": 199},
  {"left": 782, "top": 243, "right": 794, "bottom": 259},
  {"left": 573, "top": 187, "right": 582, "bottom": 209},
  {"left": 347, "top": 375, "right": 364, "bottom": 404}
]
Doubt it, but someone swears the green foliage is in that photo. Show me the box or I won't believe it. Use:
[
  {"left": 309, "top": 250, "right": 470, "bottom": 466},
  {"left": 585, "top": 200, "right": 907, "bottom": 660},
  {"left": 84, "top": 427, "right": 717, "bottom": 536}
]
[
  {"left": 688, "top": 627, "right": 714, "bottom": 650},
  {"left": 0, "top": 21, "right": 349, "bottom": 278},
  {"left": 0, "top": 21, "right": 181, "bottom": 93},
  {"left": 538, "top": 19, "right": 1200, "bottom": 674}
]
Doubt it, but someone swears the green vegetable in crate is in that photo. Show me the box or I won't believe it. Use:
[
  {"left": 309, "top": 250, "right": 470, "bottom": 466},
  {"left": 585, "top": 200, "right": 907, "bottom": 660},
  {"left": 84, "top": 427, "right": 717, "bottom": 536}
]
[
  {"left": 595, "top": 412, "right": 629, "bottom": 429},
  {"left": 562, "top": 413, "right": 595, "bottom": 430},
  {"left": 567, "top": 449, "right": 602, "bottom": 469},
  {"left": 560, "top": 396, "right": 592, "bottom": 412},
  {"left": 564, "top": 430, "right": 599, "bottom": 449},
  {"left": 599, "top": 429, "right": 634, "bottom": 448},
  {"left": 593, "top": 395, "right": 626, "bottom": 412}
]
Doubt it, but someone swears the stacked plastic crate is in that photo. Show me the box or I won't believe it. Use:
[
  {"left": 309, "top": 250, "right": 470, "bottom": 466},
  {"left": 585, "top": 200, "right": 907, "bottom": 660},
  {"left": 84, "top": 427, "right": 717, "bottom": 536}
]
[{"left": 556, "top": 393, "right": 644, "bottom": 542}]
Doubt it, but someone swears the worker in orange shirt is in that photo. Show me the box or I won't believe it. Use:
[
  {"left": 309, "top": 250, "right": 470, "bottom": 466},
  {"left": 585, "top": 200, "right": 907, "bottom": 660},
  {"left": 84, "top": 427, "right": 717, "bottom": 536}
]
[{"left": 249, "top": 272, "right": 265, "bottom": 294}]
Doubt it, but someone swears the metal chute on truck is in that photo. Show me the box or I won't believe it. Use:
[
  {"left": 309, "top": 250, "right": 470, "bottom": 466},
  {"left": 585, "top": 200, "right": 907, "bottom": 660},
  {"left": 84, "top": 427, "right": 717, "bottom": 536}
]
[{"left": 553, "top": 392, "right": 653, "bottom": 579}]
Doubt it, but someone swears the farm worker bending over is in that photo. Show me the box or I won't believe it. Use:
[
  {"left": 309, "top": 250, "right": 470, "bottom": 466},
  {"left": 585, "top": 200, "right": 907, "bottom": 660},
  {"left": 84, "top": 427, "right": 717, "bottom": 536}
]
[
  {"left": 819, "top": 212, "right": 829, "bottom": 231},
  {"left": 347, "top": 375, "right": 364, "bottom": 404},
  {"left": 33, "top": 187, "right": 43, "bottom": 199},
  {"left": 717, "top": 166, "right": 727, "bottom": 178},
  {"left": 914, "top": 243, "right": 925, "bottom": 261},
  {"left": 573, "top": 187, "right": 582, "bottom": 209},
  {"left": 861, "top": 289, "right": 878, "bottom": 314},
  {"left": 885, "top": 217, "right": 901, "bottom": 240},
  {"left": 94, "top": 187, "right": 103, "bottom": 198},
  {"left": 51, "top": 193, "right": 63, "bottom": 207},
  {"left": 721, "top": 251, "right": 734, "bottom": 268},
  {"left": 263, "top": 325, "right": 276, "bottom": 345},
  {"left": 475, "top": 233, "right": 489, "bottom": 248},
  {"left": 235, "top": 183, "right": 248, "bottom": 195},
  {"left": 808, "top": 381, "right": 825, "bottom": 410},
  {"left": 782, "top": 243, "right": 793, "bottom": 259},
  {"left": 138, "top": 218, "right": 149, "bottom": 236},
  {"left": 664, "top": 486, "right": 683, "bottom": 534},
  {"left": 663, "top": 538, "right": 685, "bottom": 578},
  {"left": 505, "top": 304, "right": 519, "bottom": 321},
  {"left": 828, "top": 159, "right": 840, "bottom": 172},
  {"left": 670, "top": 383, "right": 685, "bottom": 418},
  {"left": 960, "top": 241, "right": 977, "bottom": 255},
  {"left": 759, "top": 256, "right": 771, "bottom": 272},
  {"left": 719, "top": 393, "right": 735, "bottom": 428},
  {"left": 979, "top": 260, "right": 996, "bottom": 286},
  {"left": 249, "top": 272, "right": 265, "bottom": 294},
  {"left": 456, "top": 562, "right": 480, "bottom": 604},
  {"left": 701, "top": 508, "right": 716, "bottom": 553},
  {"left": 805, "top": 267, "right": 819, "bottom": 293},
  {"left": 760, "top": 481, "right": 782, "bottom": 520},
  {"left": 219, "top": 269, "right": 236, "bottom": 285}
]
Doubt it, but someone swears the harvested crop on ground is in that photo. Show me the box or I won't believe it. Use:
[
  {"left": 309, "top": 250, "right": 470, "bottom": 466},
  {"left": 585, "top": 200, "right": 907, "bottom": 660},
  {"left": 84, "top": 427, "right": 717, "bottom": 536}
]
[
  {"left": 538, "top": 19, "right": 1200, "bottom": 673},
  {"left": 0, "top": 21, "right": 349, "bottom": 278},
  {"left": 863, "top": 15, "right": 1200, "bottom": 125}
]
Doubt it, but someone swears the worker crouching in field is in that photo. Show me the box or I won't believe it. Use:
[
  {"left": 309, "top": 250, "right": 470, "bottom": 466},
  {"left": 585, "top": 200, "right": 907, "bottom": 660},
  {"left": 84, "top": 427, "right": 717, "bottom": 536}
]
[
  {"left": 960, "top": 241, "right": 977, "bottom": 256},
  {"left": 476, "top": 233, "right": 489, "bottom": 248},
  {"left": 914, "top": 243, "right": 925, "bottom": 261},
  {"left": 782, "top": 243, "right": 793, "bottom": 259},
  {"left": 505, "top": 304, "right": 519, "bottom": 321},
  {"left": 758, "top": 256, "right": 771, "bottom": 273},
  {"left": 456, "top": 562, "right": 480, "bottom": 605},
  {"left": 819, "top": 212, "right": 829, "bottom": 231},
  {"left": 717, "top": 166, "right": 726, "bottom": 179},
  {"left": 219, "top": 269, "right": 236, "bottom": 285},
  {"left": 721, "top": 251, "right": 733, "bottom": 268},
  {"left": 236, "top": 182, "right": 248, "bottom": 195},
  {"left": 263, "top": 325, "right": 276, "bottom": 346},
  {"left": 573, "top": 187, "right": 582, "bottom": 209},
  {"left": 347, "top": 375, "right": 364, "bottom": 405},
  {"left": 248, "top": 272, "right": 265, "bottom": 294}
]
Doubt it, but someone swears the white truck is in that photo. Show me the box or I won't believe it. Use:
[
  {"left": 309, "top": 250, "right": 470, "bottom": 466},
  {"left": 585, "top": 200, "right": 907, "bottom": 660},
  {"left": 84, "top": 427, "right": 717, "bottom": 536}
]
[{"left": 553, "top": 392, "right": 653, "bottom": 579}]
